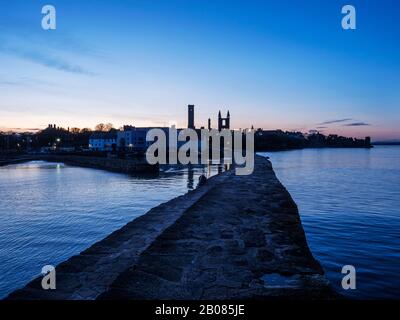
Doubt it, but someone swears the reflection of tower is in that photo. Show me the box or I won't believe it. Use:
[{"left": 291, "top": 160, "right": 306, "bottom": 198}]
[
  {"left": 187, "top": 166, "right": 194, "bottom": 190},
  {"left": 188, "top": 104, "right": 195, "bottom": 129},
  {"left": 218, "top": 110, "right": 230, "bottom": 131}
]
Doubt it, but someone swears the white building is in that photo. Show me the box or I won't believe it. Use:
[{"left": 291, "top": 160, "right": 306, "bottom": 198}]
[
  {"left": 89, "top": 132, "right": 117, "bottom": 151},
  {"left": 117, "top": 125, "right": 205, "bottom": 156},
  {"left": 117, "top": 126, "right": 153, "bottom": 152}
]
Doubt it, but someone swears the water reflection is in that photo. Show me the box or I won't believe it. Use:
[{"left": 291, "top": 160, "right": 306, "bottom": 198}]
[
  {"left": 0, "top": 161, "right": 223, "bottom": 299},
  {"left": 259, "top": 146, "right": 400, "bottom": 299},
  {"left": 186, "top": 166, "right": 194, "bottom": 189}
]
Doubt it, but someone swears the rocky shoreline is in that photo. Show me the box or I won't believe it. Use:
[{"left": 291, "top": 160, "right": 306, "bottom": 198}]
[{"left": 6, "top": 155, "right": 337, "bottom": 300}]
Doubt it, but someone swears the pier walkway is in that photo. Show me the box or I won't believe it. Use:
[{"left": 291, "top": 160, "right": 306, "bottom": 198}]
[{"left": 7, "top": 156, "right": 335, "bottom": 300}]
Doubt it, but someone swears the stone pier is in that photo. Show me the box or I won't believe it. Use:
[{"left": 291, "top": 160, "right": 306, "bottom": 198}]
[
  {"left": 7, "top": 155, "right": 336, "bottom": 300},
  {"left": 0, "top": 154, "right": 158, "bottom": 174}
]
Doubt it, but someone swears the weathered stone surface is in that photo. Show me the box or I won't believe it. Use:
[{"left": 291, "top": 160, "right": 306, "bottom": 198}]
[
  {"left": 6, "top": 167, "right": 230, "bottom": 300},
  {"left": 98, "top": 156, "right": 336, "bottom": 299},
  {"left": 6, "top": 156, "right": 337, "bottom": 300}
]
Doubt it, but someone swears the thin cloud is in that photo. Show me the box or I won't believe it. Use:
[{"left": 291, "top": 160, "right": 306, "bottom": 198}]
[
  {"left": 318, "top": 118, "right": 353, "bottom": 125},
  {"left": 0, "top": 23, "right": 101, "bottom": 58},
  {"left": 343, "top": 122, "right": 371, "bottom": 127},
  {"left": 1, "top": 47, "right": 96, "bottom": 76},
  {"left": 0, "top": 127, "right": 41, "bottom": 132},
  {"left": 0, "top": 79, "right": 19, "bottom": 86},
  {"left": 0, "top": 76, "right": 56, "bottom": 88},
  {"left": 0, "top": 26, "right": 96, "bottom": 76}
]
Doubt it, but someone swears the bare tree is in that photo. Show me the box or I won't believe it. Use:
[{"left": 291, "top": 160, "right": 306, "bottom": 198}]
[
  {"left": 95, "top": 123, "right": 114, "bottom": 132},
  {"left": 70, "top": 127, "right": 81, "bottom": 134},
  {"left": 104, "top": 123, "right": 114, "bottom": 131},
  {"left": 95, "top": 123, "right": 106, "bottom": 132}
]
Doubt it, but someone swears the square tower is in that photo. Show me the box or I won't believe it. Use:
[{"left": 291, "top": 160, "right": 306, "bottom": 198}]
[{"left": 188, "top": 104, "right": 195, "bottom": 129}]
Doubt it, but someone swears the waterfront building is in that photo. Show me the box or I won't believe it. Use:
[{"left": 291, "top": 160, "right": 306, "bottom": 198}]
[
  {"left": 89, "top": 132, "right": 117, "bottom": 151},
  {"left": 117, "top": 126, "right": 178, "bottom": 152},
  {"left": 117, "top": 126, "right": 152, "bottom": 152}
]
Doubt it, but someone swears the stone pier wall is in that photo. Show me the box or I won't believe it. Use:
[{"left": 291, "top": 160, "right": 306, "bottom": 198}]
[
  {"left": 0, "top": 154, "right": 158, "bottom": 174},
  {"left": 6, "top": 155, "right": 337, "bottom": 300}
]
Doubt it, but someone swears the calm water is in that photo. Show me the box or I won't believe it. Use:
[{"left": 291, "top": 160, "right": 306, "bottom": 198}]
[
  {"left": 260, "top": 146, "right": 400, "bottom": 299},
  {"left": 0, "top": 161, "right": 221, "bottom": 299}
]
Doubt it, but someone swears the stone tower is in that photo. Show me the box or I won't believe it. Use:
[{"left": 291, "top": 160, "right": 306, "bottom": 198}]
[
  {"left": 188, "top": 104, "right": 195, "bottom": 129},
  {"left": 218, "top": 110, "right": 230, "bottom": 131}
]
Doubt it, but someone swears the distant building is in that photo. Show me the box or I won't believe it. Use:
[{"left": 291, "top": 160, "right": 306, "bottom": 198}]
[
  {"left": 188, "top": 104, "right": 195, "bottom": 129},
  {"left": 218, "top": 110, "right": 230, "bottom": 131},
  {"left": 89, "top": 132, "right": 117, "bottom": 151},
  {"left": 118, "top": 125, "right": 196, "bottom": 154},
  {"left": 256, "top": 129, "right": 284, "bottom": 136},
  {"left": 117, "top": 126, "right": 159, "bottom": 152},
  {"left": 365, "top": 136, "right": 371, "bottom": 147}
]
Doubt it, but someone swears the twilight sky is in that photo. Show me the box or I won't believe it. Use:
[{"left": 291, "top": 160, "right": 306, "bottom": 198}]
[{"left": 0, "top": 0, "right": 399, "bottom": 141}]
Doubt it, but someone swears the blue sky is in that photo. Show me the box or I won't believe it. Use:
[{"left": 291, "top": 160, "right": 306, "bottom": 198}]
[{"left": 0, "top": 0, "right": 399, "bottom": 140}]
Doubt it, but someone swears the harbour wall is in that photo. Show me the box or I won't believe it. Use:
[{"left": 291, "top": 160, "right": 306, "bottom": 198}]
[
  {"left": 0, "top": 154, "right": 158, "bottom": 174},
  {"left": 6, "top": 155, "right": 337, "bottom": 300}
]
